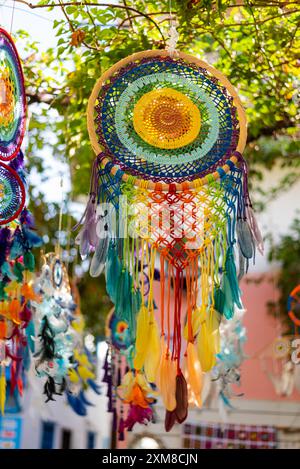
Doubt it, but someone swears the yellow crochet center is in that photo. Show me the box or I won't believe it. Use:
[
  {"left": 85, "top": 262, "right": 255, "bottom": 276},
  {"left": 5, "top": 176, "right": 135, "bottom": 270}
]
[{"left": 133, "top": 88, "right": 201, "bottom": 150}]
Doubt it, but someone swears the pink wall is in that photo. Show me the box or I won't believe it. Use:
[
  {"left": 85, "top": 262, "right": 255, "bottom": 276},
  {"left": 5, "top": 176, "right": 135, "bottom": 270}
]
[{"left": 237, "top": 274, "right": 300, "bottom": 401}]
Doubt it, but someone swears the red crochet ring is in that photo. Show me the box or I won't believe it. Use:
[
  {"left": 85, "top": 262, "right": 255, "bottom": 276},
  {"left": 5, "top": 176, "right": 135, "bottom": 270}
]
[
  {"left": 288, "top": 285, "right": 300, "bottom": 327},
  {"left": 0, "top": 161, "right": 25, "bottom": 225},
  {"left": 0, "top": 28, "right": 27, "bottom": 161}
]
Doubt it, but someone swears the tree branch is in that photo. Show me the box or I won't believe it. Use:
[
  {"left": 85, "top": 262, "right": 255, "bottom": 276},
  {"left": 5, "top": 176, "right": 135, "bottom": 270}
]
[{"left": 13, "top": 0, "right": 166, "bottom": 44}]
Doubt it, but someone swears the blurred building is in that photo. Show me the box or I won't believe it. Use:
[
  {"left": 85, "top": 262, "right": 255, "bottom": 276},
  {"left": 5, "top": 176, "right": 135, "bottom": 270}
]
[{"left": 126, "top": 166, "right": 300, "bottom": 450}]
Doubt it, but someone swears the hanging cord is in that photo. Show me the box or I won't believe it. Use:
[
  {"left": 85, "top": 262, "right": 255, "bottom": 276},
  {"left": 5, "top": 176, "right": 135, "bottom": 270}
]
[
  {"left": 10, "top": 0, "right": 16, "bottom": 34},
  {"left": 65, "top": 209, "right": 72, "bottom": 273},
  {"left": 56, "top": 176, "right": 64, "bottom": 259},
  {"left": 165, "top": 0, "right": 179, "bottom": 57}
]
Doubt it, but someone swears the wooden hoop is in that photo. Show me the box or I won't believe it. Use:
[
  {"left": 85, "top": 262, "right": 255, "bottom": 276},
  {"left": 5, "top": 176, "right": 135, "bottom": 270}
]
[{"left": 87, "top": 50, "right": 247, "bottom": 191}]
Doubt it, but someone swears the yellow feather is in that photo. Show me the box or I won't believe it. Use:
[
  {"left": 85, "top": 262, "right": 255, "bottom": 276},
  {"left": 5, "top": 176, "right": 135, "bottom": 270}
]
[
  {"left": 197, "top": 321, "right": 216, "bottom": 372},
  {"left": 0, "top": 373, "right": 6, "bottom": 415},
  {"left": 156, "top": 339, "right": 176, "bottom": 411},
  {"left": 144, "top": 314, "right": 161, "bottom": 383},
  {"left": 68, "top": 368, "right": 80, "bottom": 383},
  {"left": 183, "top": 306, "right": 205, "bottom": 340},
  {"left": 133, "top": 305, "right": 150, "bottom": 370},
  {"left": 185, "top": 342, "right": 203, "bottom": 408},
  {"left": 78, "top": 365, "right": 95, "bottom": 381}
]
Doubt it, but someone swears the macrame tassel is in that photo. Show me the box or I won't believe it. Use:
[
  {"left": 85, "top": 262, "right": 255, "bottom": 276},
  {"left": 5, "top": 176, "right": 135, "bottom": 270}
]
[{"left": 184, "top": 342, "right": 202, "bottom": 408}]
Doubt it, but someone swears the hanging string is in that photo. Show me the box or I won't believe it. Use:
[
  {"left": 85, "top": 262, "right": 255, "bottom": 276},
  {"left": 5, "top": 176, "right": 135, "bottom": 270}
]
[
  {"left": 56, "top": 175, "right": 64, "bottom": 259},
  {"left": 9, "top": 0, "right": 16, "bottom": 34},
  {"left": 166, "top": 0, "right": 179, "bottom": 57}
]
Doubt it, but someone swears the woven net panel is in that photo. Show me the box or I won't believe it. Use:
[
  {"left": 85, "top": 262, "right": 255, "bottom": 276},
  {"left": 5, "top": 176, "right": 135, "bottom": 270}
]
[
  {"left": 94, "top": 56, "right": 239, "bottom": 184},
  {"left": 0, "top": 29, "right": 26, "bottom": 161},
  {"left": 131, "top": 182, "right": 228, "bottom": 270},
  {"left": 0, "top": 162, "right": 25, "bottom": 224}
]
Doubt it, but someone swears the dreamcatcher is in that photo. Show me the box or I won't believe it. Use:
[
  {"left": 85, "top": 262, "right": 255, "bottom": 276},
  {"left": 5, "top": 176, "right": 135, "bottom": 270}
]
[
  {"left": 0, "top": 28, "right": 26, "bottom": 162},
  {"left": 257, "top": 335, "right": 295, "bottom": 397},
  {"left": 103, "top": 250, "right": 159, "bottom": 441},
  {"left": 211, "top": 309, "right": 246, "bottom": 412},
  {"left": 66, "top": 280, "right": 101, "bottom": 416},
  {"left": 0, "top": 29, "right": 43, "bottom": 414},
  {"left": 0, "top": 28, "right": 26, "bottom": 225},
  {"left": 33, "top": 253, "right": 101, "bottom": 413},
  {"left": 32, "top": 252, "right": 76, "bottom": 401},
  {"left": 104, "top": 267, "right": 158, "bottom": 441},
  {"left": 76, "top": 47, "right": 263, "bottom": 430},
  {"left": 0, "top": 207, "right": 41, "bottom": 414}
]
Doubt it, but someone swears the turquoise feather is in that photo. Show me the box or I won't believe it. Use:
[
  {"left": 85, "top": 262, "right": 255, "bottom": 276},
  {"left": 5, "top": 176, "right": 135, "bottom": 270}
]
[
  {"left": 115, "top": 269, "right": 132, "bottom": 320},
  {"left": 222, "top": 275, "right": 235, "bottom": 319},
  {"left": 214, "top": 287, "right": 225, "bottom": 315},
  {"left": 224, "top": 247, "right": 243, "bottom": 310},
  {"left": 105, "top": 241, "right": 121, "bottom": 303}
]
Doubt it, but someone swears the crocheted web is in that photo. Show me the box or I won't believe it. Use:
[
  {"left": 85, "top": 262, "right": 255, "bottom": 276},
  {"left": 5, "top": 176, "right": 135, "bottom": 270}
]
[
  {"left": 94, "top": 56, "right": 239, "bottom": 183},
  {"left": 0, "top": 163, "right": 24, "bottom": 223},
  {"left": 0, "top": 29, "right": 26, "bottom": 161},
  {"left": 109, "top": 313, "right": 132, "bottom": 351}
]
